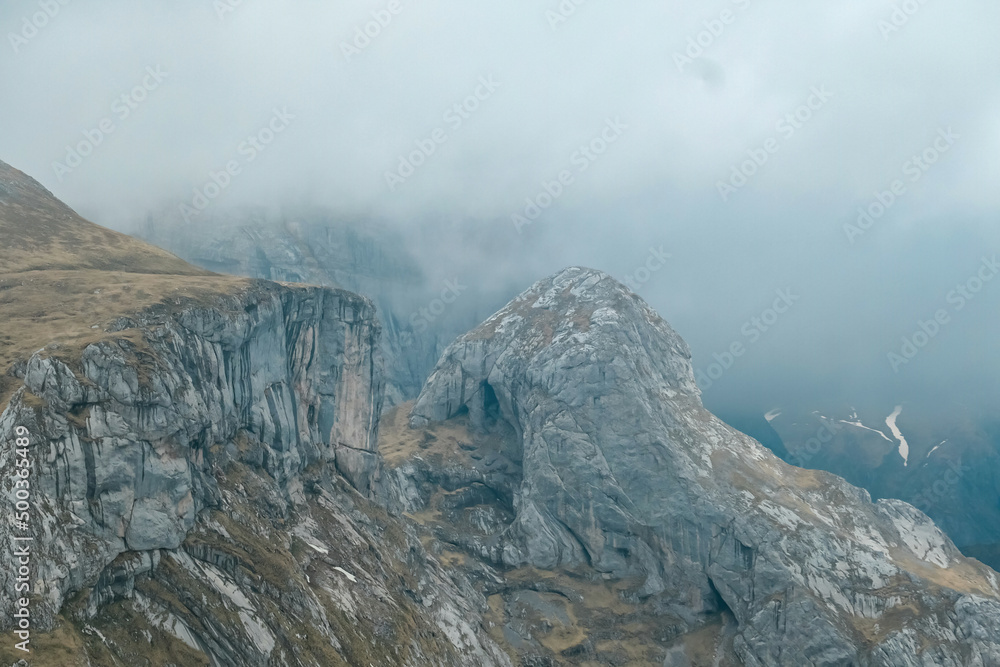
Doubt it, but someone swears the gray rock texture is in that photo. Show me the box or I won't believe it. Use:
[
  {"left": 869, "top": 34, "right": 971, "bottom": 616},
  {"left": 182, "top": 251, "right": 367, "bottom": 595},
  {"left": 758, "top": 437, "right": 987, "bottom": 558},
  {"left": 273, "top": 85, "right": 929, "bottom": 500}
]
[
  {"left": 0, "top": 158, "right": 514, "bottom": 666},
  {"left": 0, "top": 281, "right": 383, "bottom": 628},
  {"left": 0, "top": 279, "right": 509, "bottom": 666},
  {"left": 138, "top": 210, "right": 489, "bottom": 406},
  {"left": 409, "top": 266, "right": 1000, "bottom": 666}
]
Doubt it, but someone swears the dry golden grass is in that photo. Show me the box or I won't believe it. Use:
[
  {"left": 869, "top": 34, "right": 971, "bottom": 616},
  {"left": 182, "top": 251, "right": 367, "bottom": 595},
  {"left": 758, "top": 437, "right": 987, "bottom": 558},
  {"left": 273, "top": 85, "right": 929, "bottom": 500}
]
[
  {"left": 0, "top": 270, "right": 246, "bottom": 367},
  {"left": 0, "top": 616, "right": 91, "bottom": 667},
  {"left": 437, "top": 547, "right": 467, "bottom": 568},
  {"left": 533, "top": 595, "right": 586, "bottom": 654},
  {"left": 498, "top": 566, "right": 675, "bottom": 663},
  {"left": 378, "top": 401, "right": 488, "bottom": 467},
  {"left": 0, "top": 160, "right": 251, "bottom": 411},
  {"left": 0, "top": 161, "right": 205, "bottom": 276},
  {"left": 378, "top": 401, "right": 423, "bottom": 465},
  {"left": 653, "top": 615, "right": 735, "bottom": 667},
  {"left": 890, "top": 548, "right": 997, "bottom": 598},
  {"left": 711, "top": 443, "right": 824, "bottom": 495},
  {"left": 504, "top": 566, "right": 640, "bottom": 616}
]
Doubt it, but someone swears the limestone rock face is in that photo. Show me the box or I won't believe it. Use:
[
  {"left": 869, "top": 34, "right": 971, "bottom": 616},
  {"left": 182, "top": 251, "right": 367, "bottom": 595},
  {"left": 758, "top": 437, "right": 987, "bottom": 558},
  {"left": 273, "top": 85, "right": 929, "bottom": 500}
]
[
  {"left": 0, "top": 280, "right": 514, "bottom": 666},
  {"left": 0, "top": 159, "right": 515, "bottom": 666},
  {"left": 410, "top": 266, "right": 1000, "bottom": 666},
  {"left": 139, "top": 211, "right": 454, "bottom": 406},
  {"left": 0, "top": 281, "right": 383, "bottom": 628}
]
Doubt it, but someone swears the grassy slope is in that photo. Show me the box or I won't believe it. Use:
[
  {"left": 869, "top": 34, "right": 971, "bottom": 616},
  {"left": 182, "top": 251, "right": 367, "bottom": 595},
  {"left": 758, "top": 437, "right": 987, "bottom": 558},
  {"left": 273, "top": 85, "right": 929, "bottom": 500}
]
[
  {"left": 0, "top": 160, "right": 207, "bottom": 275},
  {"left": 0, "top": 161, "right": 463, "bottom": 665},
  {"left": 0, "top": 160, "right": 248, "bottom": 407}
]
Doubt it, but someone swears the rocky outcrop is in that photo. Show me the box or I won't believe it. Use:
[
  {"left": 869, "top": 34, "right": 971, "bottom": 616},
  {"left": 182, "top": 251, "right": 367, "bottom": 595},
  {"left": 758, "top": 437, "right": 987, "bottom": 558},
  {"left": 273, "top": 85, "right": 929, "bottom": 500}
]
[
  {"left": 0, "top": 159, "right": 517, "bottom": 666},
  {"left": 0, "top": 279, "right": 515, "bottom": 666},
  {"left": 0, "top": 281, "right": 383, "bottom": 629},
  {"left": 138, "top": 210, "right": 453, "bottom": 406},
  {"left": 407, "top": 266, "right": 1000, "bottom": 666}
]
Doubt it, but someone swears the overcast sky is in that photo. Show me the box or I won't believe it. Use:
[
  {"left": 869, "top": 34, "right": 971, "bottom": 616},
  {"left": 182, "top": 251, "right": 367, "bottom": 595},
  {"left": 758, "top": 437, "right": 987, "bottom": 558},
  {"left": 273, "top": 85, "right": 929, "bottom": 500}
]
[{"left": 2, "top": 0, "right": 998, "bottom": 416}]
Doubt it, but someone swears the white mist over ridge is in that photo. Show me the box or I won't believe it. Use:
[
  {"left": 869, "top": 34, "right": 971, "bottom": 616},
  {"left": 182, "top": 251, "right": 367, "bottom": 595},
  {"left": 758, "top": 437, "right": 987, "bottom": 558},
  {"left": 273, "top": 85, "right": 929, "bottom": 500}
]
[{"left": 1, "top": 0, "right": 998, "bottom": 415}]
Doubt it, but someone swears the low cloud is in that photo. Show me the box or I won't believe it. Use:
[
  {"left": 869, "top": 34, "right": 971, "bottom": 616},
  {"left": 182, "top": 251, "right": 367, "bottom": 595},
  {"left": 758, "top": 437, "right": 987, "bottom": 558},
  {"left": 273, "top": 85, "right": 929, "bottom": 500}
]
[{"left": 1, "top": 0, "right": 998, "bottom": 415}]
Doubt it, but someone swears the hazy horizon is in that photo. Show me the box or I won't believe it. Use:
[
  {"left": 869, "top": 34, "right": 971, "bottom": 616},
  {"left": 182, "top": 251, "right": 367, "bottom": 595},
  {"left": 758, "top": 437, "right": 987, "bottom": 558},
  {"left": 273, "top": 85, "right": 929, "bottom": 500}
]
[{"left": 3, "top": 0, "right": 998, "bottom": 417}]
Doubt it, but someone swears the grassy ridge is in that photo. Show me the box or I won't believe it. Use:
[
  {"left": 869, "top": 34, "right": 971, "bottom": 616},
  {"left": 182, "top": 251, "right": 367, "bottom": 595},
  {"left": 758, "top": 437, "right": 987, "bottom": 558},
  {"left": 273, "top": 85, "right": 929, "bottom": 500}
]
[
  {"left": 0, "top": 159, "right": 248, "bottom": 409},
  {"left": 0, "top": 160, "right": 206, "bottom": 275}
]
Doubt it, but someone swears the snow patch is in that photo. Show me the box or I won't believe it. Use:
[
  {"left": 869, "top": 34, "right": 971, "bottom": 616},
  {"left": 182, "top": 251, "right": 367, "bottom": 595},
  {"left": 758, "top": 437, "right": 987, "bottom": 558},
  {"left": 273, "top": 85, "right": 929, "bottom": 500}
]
[
  {"left": 307, "top": 542, "right": 329, "bottom": 555},
  {"left": 926, "top": 440, "right": 947, "bottom": 458},
  {"left": 838, "top": 419, "right": 893, "bottom": 442},
  {"left": 885, "top": 405, "right": 909, "bottom": 466}
]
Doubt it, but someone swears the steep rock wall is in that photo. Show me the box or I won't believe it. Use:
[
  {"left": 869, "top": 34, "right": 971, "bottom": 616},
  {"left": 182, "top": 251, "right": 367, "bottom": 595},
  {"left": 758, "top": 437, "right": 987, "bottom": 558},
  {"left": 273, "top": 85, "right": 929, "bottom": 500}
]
[{"left": 0, "top": 281, "right": 383, "bottom": 630}]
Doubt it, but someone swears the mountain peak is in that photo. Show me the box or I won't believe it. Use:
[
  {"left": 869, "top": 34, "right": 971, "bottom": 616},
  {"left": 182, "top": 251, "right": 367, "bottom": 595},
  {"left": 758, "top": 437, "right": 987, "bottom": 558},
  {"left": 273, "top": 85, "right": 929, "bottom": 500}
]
[
  {"left": 407, "top": 266, "right": 1000, "bottom": 665},
  {"left": 414, "top": 265, "right": 698, "bottom": 424},
  {"left": 487, "top": 265, "right": 635, "bottom": 310}
]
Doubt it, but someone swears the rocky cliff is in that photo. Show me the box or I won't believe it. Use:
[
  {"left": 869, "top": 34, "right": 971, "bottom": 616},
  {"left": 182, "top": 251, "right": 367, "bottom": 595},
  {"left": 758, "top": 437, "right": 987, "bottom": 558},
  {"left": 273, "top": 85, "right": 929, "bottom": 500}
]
[
  {"left": 7, "top": 156, "right": 1000, "bottom": 665},
  {"left": 1, "top": 281, "right": 383, "bottom": 620},
  {"left": 137, "top": 210, "right": 1000, "bottom": 587},
  {"left": 394, "top": 266, "right": 1000, "bottom": 666},
  {"left": 136, "top": 209, "right": 484, "bottom": 407},
  {"left": 0, "top": 160, "right": 510, "bottom": 666}
]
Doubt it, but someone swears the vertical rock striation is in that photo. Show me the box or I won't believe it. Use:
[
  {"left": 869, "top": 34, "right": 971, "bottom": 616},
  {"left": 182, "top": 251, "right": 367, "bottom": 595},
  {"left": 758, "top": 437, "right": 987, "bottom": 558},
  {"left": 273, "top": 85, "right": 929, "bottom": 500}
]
[
  {"left": 0, "top": 281, "right": 384, "bottom": 630},
  {"left": 0, "top": 159, "right": 516, "bottom": 665},
  {"left": 138, "top": 211, "right": 439, "bottom": 406}
]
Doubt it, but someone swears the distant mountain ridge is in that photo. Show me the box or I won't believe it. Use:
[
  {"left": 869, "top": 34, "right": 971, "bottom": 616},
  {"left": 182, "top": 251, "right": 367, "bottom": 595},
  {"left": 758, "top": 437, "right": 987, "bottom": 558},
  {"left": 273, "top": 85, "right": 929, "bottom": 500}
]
[{"left": 757, "top": 402, "right": 1000, "bottom": 572}]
